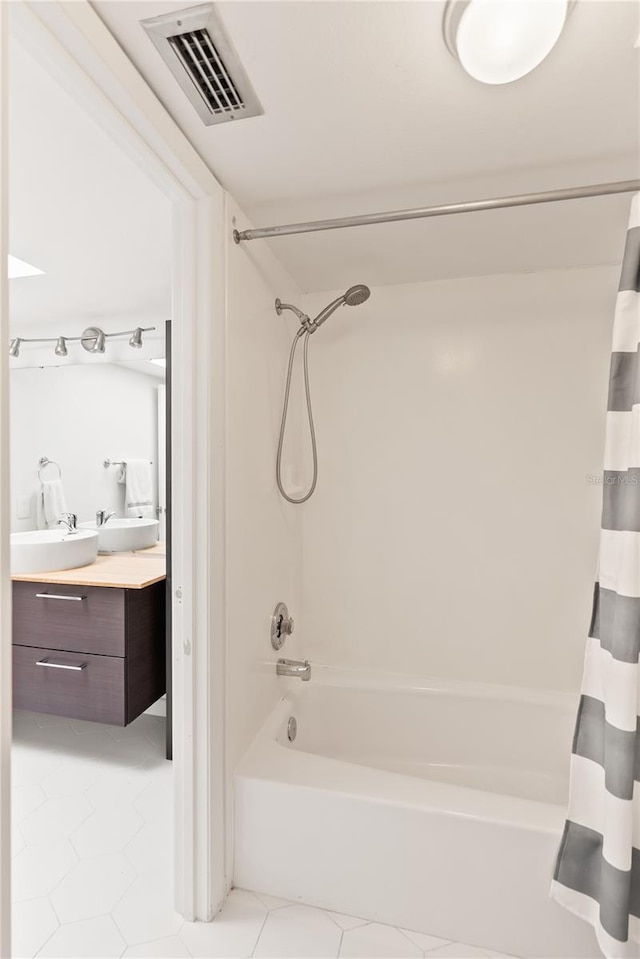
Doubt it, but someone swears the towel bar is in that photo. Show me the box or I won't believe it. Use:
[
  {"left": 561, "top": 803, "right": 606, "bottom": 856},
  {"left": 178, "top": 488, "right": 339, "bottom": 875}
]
[{"left": 103, "top": 459, "right": 153, "bottom": 469}]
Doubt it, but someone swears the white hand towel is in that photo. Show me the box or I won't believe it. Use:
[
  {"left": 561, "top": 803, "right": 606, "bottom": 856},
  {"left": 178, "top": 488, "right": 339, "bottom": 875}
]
[
  {"left": 37, "top": 479, "right": 68, "bottom": 529},
  {"left": 119, "top": 459, "right": 154, "bottom": 518}
]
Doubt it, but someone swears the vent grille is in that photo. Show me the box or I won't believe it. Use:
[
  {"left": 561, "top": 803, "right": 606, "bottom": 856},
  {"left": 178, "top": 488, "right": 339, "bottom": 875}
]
[
  {"left": 169, "top": 29, "right": 244, "bottom": 116},
  {"left": 142, "top": 4, "right": 263, "bottom": 127}
]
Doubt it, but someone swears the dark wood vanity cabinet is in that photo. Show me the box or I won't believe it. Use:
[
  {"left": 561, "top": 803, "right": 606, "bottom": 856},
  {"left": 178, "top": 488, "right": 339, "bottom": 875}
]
[{"left": 12, "top": 580, "right": 166, "bottom": 726}]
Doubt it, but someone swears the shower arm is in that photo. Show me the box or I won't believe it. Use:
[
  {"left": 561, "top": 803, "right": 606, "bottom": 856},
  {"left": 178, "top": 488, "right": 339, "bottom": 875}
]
[
  {"left": 275, "top": 298, "right": 313, "bottom": 333},
  {"left": 275, "top": 296, "right": 347, "bottom": 334}
]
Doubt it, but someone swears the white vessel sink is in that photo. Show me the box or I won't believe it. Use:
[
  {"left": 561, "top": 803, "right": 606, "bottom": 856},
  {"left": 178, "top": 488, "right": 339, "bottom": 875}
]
[
  {"left": 80, "top": 518, "right": 159, "bottom": 553},
  {"left": 11, "top": 529, "right": 99, "bottom": 575}
]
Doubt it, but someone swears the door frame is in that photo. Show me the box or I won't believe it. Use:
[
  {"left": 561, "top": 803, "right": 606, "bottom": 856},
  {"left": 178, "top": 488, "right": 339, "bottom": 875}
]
[
  {"left": 0, "top": 2, "right": 11, "bottom": 954},
  {"left": 2, "top": 0, "right": 228, "bottom": 925}
]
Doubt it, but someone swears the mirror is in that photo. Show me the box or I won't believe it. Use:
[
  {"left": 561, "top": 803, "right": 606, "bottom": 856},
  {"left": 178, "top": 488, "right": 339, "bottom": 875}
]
[{"left": 10, "top": 343, "right": 167, "bottom": 545}]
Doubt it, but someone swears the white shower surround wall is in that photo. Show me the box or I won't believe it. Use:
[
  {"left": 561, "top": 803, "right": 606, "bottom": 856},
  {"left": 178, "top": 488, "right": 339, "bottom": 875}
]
[
  {"left": 234, "top": 671, "right": 600, "bottom": 958},
  {"left": 299, "top": 265, "right": 617, "bottom": 692}
]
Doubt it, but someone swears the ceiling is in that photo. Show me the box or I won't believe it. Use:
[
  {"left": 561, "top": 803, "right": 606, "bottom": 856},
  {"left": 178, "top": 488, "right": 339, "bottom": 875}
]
[
  {"left": 93, "top": 1, "right": 639, "bottom": 290},
  {"left": 9, "top": 38, "right": 171, "bottom": 329}
]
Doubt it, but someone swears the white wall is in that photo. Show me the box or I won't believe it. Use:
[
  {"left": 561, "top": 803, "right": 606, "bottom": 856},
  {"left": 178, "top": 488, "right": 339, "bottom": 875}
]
[
  {"left": 224, "top": 199, "right": 304, "bottom": 777},
  {"left": 10, "top": 363, "right": 160, "bottom": 530},
  {"left": 299, "top": 265, "right": 617, "bottom": 693}
]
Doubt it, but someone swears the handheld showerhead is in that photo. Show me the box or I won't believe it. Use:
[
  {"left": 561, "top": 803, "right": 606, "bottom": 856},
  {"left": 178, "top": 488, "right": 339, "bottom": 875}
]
[
  {"left": 274, "top": 280, "right": 372, "bottom": 504},
  {"left": 344, "top": 284, "right": 371, "bottom": 307},
  {"left": 312, "top": 284, "right": 371, "bottom": 330}
]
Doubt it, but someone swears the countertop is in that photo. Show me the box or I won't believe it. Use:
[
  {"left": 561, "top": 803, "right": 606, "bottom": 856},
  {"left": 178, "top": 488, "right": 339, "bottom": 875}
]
[{"left": 11, "top": 545, "right": 167, "bottom": 590}]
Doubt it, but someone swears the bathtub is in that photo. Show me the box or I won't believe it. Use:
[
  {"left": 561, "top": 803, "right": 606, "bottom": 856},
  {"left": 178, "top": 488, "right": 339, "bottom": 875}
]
[{"left": 234, "top": 669, "right": 600, "bottom": 958}]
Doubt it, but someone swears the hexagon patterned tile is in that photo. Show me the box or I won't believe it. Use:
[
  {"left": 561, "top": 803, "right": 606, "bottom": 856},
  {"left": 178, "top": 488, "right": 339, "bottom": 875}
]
[
  {"left": 12, "top": 840, "right": 77, "bottom": 902},
  {"left": 11, "top": 711, "right": 519, "bottom": 959}
]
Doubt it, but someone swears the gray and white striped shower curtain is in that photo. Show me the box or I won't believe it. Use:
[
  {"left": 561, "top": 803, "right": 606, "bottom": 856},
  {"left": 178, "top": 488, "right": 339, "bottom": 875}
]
[{"left": 551, "top": 194, "right": 640, "bottom": 957}]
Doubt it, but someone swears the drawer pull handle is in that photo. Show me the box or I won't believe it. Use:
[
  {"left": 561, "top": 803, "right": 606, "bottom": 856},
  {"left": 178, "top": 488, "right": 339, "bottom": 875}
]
[
  {"left": 35, "top": 593, "right": 86, "bottom": 602},
  {"left": 36, "top": 658, "right": 87, "bottom": 671}
]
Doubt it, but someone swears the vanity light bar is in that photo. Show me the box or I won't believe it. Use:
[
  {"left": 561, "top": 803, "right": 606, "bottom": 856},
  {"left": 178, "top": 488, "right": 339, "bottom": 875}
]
[{"left": 8, "top": 326, "right": 156, "bottom": 358}]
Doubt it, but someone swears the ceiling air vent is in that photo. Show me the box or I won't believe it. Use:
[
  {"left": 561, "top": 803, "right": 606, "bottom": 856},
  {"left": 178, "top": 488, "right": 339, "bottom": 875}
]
[{"left": 142, "top": 3, "right": 263, "bottom": 127}]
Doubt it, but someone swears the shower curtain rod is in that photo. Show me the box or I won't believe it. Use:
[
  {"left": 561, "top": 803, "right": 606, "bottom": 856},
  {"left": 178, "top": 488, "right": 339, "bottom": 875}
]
[{"left": 232, "top": 179, "right": 640, "bottom": 243}]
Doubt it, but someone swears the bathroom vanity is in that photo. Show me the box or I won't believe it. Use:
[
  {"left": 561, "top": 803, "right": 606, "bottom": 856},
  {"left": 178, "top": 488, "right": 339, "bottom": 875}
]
[{"left": 12, "top": 552, "right": 166, "bottom": 726}]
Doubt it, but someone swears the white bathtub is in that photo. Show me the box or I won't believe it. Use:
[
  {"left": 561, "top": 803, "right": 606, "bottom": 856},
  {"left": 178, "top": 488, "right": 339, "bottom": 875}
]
[{"left": 234, "top": 670, "right": 600, "bottom": 958}]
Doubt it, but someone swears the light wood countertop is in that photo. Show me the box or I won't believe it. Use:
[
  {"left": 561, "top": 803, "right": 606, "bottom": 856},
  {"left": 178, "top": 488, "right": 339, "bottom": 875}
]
[{"left": 11, "top": 547, "right": 166, "bottom": 590}]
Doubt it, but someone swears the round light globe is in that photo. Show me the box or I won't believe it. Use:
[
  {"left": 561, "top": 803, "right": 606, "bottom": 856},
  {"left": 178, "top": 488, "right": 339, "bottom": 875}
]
[{"left": 453, "top": 0, "right": 569, "bottom": 85}]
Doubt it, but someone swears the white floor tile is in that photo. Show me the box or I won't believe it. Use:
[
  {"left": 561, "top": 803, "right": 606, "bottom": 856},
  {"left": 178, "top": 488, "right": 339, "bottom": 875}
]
[
  {"left": 12, "top": 897, "right": 59, "bottom": 958},
  {"left": 41, "top": 756, "right": 104, "bottom": 799},
  {"left": 12, "top": 745, "right": 61, "bottom": 788},
  {"left": 50, "top": 853, "right": 136, "bottom": 923},
  {"left": 251, "top": 891, "right": 292, "bottom": 911},
  {"left": 12, "top": 839, "right": 77, "bottom": 902},
  {"left": 20, "top": 793, "right": 93, "bottom": 846},
  {"left": 123, "top": 937, "right": 192, "bottom": 958},
  {"left": 326, "top": 912, "right": 369, "bottom": 931},
  {"left": 71, "top": 804, "right": 145, "bottom": 858},
  {"left": 180, "top": 889, "right": 267, "bottom": 958},
  {"left": 101, "top": 735, "right": 160, "bottom": 769},
  {"left": 85, "top": 764, "right": 151, "bottom": 810},
  {"left": 69, "top": 718, "right": 111, "bottom": 735},
  {"left": 112, "top": 872, "right": 183, "bottom": 945},
  {"left": 133, "top": 776, "right": 173, "bottom": 828},
  {"left": 33, "top": 711, "right": 76, "bottom": 729},
  {"left": 340, "top": 923, "right": 422, "bottom": 958},
  {"left": 422, "top": 946, "right": 494, "bottom": 958},
  {"left": 12, "top": 783, "right": 47, "bottom": 824},
  {"left": 140, "top": 720, "right": 168, "bottom": 754},
  {"left": 124, "top": 822, "right": 172, "bottom": 877},
  {"left": 253, "top": 904, "right": 342, "bottom": 959},
  {"left": 12, "top": 711, "right": 40, "bottom": 733},
  {"left": 401, "top": 929, "right": 452, "bottom": 951},
  {"left": 20, "top": 795, "right": 93, "bottom": 845},
  {"left": 37, "top": 915, "right": 127, "bottom": 958},
  {"left": 17, "top": 721, "right": 111, "bottom": 755},
  {"left": 12, "top": 822, "right": 26, "bottom": 858},
  {"left": 108, "top": 715, "right": 165, "bottom": 746}
]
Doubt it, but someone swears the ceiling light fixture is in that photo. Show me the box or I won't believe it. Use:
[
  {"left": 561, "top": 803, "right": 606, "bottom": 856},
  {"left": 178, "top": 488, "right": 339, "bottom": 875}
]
[
  {"left": 54, "top": 337, "right": 68, "bottom": 357},
  {"left": 8, "top": 325, "right": 156, "bottom": 358},
  {"left": 443, "top": 0, "right": 573, "bottom": 85},
  {"left": 81, "top": 326, "right": 106, "bottom": 354},
  {"left": 7, "top": 255, "right": 44, "bottom": 279}
]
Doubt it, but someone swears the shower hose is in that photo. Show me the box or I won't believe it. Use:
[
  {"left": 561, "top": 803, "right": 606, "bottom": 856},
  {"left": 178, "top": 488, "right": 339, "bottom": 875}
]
[{"left": 276, "top": 328, "right": 318, "bottom": 504}]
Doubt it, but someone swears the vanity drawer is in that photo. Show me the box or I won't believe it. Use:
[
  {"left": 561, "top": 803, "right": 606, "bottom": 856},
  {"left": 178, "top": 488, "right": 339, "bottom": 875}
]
[
  {"left": 12, "top": 581, "right": 125, "bottom": 656},
  {"left": 13, "top": 644, "right": 125, "bottom": 726}
]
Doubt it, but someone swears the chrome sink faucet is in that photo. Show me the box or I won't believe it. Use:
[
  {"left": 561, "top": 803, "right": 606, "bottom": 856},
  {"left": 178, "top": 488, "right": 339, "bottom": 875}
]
[
  {"left": 276, "top": 658, "right": 311, "bottom": 682},
  {"left": 57, "top": 512, "right": 78, "bottom": 535},
  {"left": 96, "top": 509, "right": 116, "bottom": 527}
]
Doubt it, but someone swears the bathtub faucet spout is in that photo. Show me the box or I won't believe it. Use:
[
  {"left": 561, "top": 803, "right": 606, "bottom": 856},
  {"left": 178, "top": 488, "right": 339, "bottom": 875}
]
[{"left": 276, "top": 658, "right": 311, "bottom": 682}]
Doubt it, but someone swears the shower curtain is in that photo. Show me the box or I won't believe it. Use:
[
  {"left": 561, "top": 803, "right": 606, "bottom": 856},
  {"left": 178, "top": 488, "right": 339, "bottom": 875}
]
[{"left": 552, "top": 194, "right": 640, "bottom": 958}]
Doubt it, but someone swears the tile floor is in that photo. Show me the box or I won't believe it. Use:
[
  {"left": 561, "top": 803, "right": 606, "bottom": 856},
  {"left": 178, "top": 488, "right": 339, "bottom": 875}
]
[{"left": 11, "top": 711, "right": 516, "bottom": 958}]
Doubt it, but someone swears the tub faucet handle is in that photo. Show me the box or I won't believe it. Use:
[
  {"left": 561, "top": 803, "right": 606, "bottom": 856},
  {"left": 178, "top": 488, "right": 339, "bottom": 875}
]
[{"left": 271, "top": 601, "right": 294, "bottom": 650}]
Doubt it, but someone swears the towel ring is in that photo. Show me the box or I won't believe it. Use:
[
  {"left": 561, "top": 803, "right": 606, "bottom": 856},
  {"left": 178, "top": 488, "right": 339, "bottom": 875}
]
[{"left": 38, "top": 457, "right": 62, "bottom": 481}]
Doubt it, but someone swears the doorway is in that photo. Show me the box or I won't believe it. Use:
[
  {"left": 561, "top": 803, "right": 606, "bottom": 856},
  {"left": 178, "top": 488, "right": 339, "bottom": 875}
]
[{"left": 0, "top": 3, "right": 226, "bottom": 954}]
